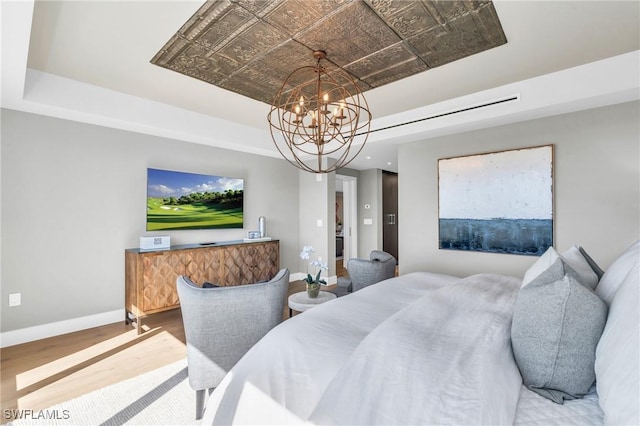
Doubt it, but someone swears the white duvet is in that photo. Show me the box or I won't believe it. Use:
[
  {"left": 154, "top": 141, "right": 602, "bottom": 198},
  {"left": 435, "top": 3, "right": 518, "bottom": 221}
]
[
  {"left": 202, "top": 272, "right": 527, "bottom": 425},
  {"left": 309, "top": 273, "right": 523, "bottom": 425}
]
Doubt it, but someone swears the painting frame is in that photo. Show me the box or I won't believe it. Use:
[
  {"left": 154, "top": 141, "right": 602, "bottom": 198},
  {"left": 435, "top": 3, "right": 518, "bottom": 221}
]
[{"left": 438, "top": 145, "right": 554, "bottom": 256}]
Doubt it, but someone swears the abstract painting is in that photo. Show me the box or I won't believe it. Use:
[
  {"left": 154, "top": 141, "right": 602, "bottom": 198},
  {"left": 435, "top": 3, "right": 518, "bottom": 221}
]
[{"left": 438, "top": 145, "right": 553, "bottom": 256}]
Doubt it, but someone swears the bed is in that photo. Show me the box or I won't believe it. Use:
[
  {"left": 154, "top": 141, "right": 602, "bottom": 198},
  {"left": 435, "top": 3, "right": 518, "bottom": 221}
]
[{"left": 202, "top": 241, "right": 639, "bottom": 425}]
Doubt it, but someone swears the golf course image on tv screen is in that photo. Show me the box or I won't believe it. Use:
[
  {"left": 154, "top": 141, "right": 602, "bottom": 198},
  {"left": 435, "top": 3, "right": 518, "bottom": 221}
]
[{"left": 146, "top": 168, "right": 244, "bottom": 231}]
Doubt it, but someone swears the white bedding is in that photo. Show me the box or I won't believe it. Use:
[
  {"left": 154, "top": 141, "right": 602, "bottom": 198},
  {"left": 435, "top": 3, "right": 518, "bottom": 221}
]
[
  {"left": 202, "top": 270, "right": 615, "bottom": 425},
  {"left": 203, "top": 272, "right": 458, "bottom": 424},
  {"left": 514, "top": 385, "right": 603, "bottom": 426},
  {"left": 309, "top": 273, "right": 523, "bottom": 425}
]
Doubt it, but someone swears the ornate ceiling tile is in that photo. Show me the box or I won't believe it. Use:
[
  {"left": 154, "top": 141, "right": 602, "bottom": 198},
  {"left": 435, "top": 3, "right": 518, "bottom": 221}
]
[
  {"left": 344, "top": 41, "right": 422, "bottom": 80},
  {"left": 261, "top": 0, "right": 347, "bottom": 37},
  {"left": 295, "top": 1, "right": 401, "bottom": 67},
  {"left": 181, "top": 1, "right": 254, "bottom": 49},
  {"left": 367, "top": 56, "right": 428, "bottom": 88},
  {"left": 408, "top": 3, "right": 506, "bottom": 68},
  {"left": 218, "top": 19, "right": 290, "bottom": 65},
  {"left": 151, "top": 0, "right": 507, "bottom": 105},
  {"left": 365, "top": 0, "right": 441, "bottom": 39},
  {"left": 249, "top": 40, "right": 311, "bottom": 85}
]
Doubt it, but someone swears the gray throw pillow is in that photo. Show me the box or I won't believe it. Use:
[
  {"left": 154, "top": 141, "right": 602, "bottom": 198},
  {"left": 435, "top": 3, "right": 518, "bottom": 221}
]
[{"left": 511, "top": 258, "right": 608, "bottom": 404}]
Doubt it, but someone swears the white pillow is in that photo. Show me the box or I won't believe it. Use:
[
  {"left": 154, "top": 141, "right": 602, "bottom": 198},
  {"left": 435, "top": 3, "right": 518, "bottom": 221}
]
[
  {"left": 596, "top": 240, "right": 640, "bottom": 305},
  {"left": 522, "top": 247, "right": 559, "bottom": 287},
  {"left": 560, "top": 245, "right": 599, "bottom": 290},
  {"left": 523, "top": 245, "right": 603, "bottom": 290},
  {"left": 595, "top": 263, "right": 639, "bottom": 425}
]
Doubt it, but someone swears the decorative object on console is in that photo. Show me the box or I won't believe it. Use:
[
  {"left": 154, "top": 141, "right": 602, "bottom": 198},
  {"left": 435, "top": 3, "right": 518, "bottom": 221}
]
[
  {"left": 243, "top": 217, "right": 269, "bottom": 242},
  {"left": 438, "top": 145, "right": 553, "bottom": 256},
  {"left": 146, "top": 168, "right": 243, "bottom": 231},
  {"left": 139, "top": 235, "right": 170, "bottom": 251},
  {"left": 242, "top": 236, "right": 273, "bottom": 242},
  {"left": 268, "top": 50, "right": 371, "bottom": 174},
  {"left": 300, "top": 245, "right": 328, "bottom": 298},
  {"left": 258, "top": 216, "right": 266, "bottom": 238}
]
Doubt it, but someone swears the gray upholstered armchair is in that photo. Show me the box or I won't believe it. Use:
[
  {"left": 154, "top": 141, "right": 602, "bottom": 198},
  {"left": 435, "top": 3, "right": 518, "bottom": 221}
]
[
  {"left": 176, "top": 268, "right": 289, "bottom": 420},
  {"left": 335, "top": 250, "right": 396, "bottom": 296}
]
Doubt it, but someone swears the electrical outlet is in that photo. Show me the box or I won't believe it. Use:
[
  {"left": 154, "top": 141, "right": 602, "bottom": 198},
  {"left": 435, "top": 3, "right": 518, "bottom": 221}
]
[{"left": 9, "top": 293, "right": 21, "bottom": 307}]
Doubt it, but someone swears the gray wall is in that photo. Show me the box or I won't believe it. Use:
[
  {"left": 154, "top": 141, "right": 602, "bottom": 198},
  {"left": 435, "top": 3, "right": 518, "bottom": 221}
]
[
  {"left": 1, "top": 109, "right": 300, "bottom": 332},
  {"left": 398, "top": 101, "right": 640, "bottom": 278},
  {"left": 298, "top": 170, "right": 334, "bottom": 279},
  {"left": 358, "top": 168, "right": 383, "bottom": 257},
  {"left": 4, "top": 101, "right": 638, "bottom": 334}
]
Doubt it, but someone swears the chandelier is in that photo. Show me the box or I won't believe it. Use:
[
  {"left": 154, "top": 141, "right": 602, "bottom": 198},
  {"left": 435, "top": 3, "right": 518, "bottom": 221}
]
[{"left": 268, "top": 50, "right": 372, "bottom": 174}]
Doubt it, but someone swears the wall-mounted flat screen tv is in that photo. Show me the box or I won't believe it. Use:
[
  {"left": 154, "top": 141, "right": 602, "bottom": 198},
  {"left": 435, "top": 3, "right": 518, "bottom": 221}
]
[{"left": 146, "top": 168, "right": 244, "bottom": 231}]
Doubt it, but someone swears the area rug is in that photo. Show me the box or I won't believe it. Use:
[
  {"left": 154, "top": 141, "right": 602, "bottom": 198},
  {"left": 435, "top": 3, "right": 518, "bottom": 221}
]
[{"left": 9, "top": 359, "right": 198, "bottom": 425}]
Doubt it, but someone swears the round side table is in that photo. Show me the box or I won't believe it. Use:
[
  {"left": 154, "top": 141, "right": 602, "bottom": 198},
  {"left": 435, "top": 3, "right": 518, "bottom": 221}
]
[{"left": 288, "top": 291, "right": 336, "bottom": 317}]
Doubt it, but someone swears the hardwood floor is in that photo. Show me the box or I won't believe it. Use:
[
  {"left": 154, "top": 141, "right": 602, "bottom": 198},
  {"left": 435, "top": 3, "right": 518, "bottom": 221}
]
[
  {"left": 0, "top": 280, "right": 316, "bottom": 419},
  {"left": 336, "top": 258, "right": 348, "bottom": 277}
]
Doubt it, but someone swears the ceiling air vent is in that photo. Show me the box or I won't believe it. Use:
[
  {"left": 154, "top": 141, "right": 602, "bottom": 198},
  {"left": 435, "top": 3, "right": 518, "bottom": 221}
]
[{"left": 368, "top": 94, "right": 520, "bottom": 135}]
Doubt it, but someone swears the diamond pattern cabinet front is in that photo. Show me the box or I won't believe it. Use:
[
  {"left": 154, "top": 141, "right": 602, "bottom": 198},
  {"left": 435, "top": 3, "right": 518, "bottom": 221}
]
[
  {"left": 221, "top": 242, "right": 280, "bottom": 285},
  {"left": 124, "top": 241, "right": 280, "bottom": 334},
  {"left": 141, "top": 251, "right": 184, "bottom": 313},
  {"left": 183, "top": 247, "right": 223, "bottom": 286}
]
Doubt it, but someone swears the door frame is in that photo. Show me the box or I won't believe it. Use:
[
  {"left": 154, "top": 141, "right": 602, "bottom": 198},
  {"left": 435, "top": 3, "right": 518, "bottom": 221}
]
[{"left": 337, "top": 174, "right": 358, "bottom": 264}]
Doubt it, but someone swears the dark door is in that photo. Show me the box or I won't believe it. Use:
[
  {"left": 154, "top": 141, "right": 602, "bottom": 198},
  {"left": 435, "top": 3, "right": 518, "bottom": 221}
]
[{"left": 383, "top": 171, "right": 398, "bottom": 262}]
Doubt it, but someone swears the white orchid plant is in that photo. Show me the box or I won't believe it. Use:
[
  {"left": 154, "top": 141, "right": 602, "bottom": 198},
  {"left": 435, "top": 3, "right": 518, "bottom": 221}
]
[{"left": 300, "top": 245, "right": 328, "bottom": 285}]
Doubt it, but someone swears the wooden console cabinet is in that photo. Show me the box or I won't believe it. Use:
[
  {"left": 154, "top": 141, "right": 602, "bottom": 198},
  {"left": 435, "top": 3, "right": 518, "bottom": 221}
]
[{"left": 125, "top": 240, "right": 279, "bottom": 333}]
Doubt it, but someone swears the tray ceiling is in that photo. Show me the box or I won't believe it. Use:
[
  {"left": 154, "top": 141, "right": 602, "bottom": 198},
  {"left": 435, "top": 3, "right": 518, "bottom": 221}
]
[{"left": 151, "top": 0, "right": 507, "bottom": 104}]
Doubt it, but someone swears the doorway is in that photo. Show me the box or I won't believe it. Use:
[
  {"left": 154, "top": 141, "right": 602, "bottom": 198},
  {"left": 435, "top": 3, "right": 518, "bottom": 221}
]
[
  {"left": 383, "top": 171, "right": 399, "bottom": 262},
  {"left": 336, "top": 174, "right": 358, "bottom": 274}
]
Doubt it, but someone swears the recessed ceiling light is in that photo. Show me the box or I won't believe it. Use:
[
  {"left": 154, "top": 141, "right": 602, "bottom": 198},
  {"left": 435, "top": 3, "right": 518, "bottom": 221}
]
[
  {"left": 366, "top": 156, "right": 372, "bottom": 160},
  {"left": 387, "top": 162, "right": 392, "bottom": 165}
]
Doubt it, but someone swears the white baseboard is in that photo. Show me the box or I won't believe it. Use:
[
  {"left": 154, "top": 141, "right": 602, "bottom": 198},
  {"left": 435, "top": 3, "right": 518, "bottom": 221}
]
[
  {"left": 290, "top": 272, "right": 306, "bottom": 282},
  {"left": 1, "top": 274, "right": 339, "bottom": 348},
  {"left": 0, "top": 309, "right": 124, "bottom": 348}
]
